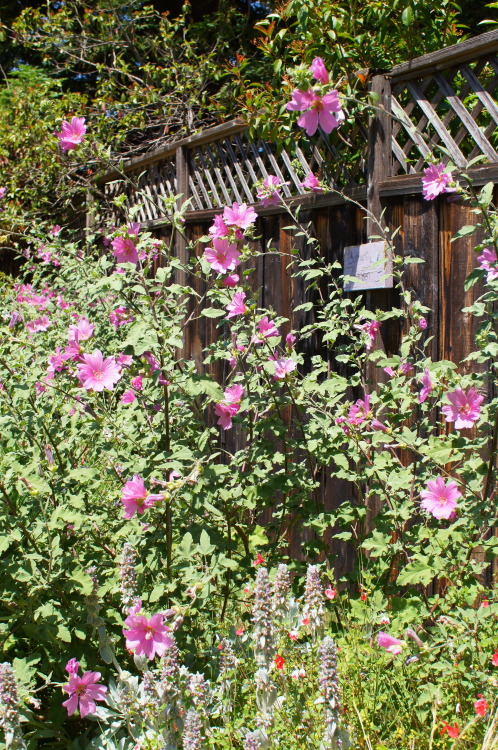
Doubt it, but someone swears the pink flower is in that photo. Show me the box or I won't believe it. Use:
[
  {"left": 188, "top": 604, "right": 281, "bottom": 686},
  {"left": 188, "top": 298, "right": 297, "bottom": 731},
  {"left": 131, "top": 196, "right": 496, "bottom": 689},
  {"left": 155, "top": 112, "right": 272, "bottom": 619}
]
[
  {"left": 478, "top": 247, "right": 498, "bottom": 282},
  {"left": 57, "top": 116, "right": 87, "bottom": 152},
  {"left": 224, "top": 383, "right": 244, "bottom": 403},
  {"left": 77, "top": 350, "right": 122, "bottom": 392},
  {"left": 223, "top": 202, "right": 257, "bottom": 230},
  {"left": 273, "top": 357, "right": 296, "bottom": 380},
  {"left": 49, "top": 225, "right": 61, "bottom": 236},
  {"left": 235, "top": 626, "right": 245, "bottom": 636},
  {"left": 26, "top": 316, "right": 51, "bottom": 333},
  {"left": 441, "top": 387, "right": 483, "bottom": 429},
  {"left": 112, "top": 236, "right": 139, "bottom": 264},
  {"left": 420, "top": 476, "right": 461, "bottom": 519},
  {"left": 252, "top": 316, "right": 279, "bottom": 342},
  {"left": 65, "top": 658, "right": 80, "bottom": 675},
  {"left": 254, "top": 553, "right": 264, "bottom": 566},
  {"left": 419, "top": 367, "right": 433, "bottom": 404},
  {"left": 310, "top": 57, "right": 329, "bottom": 84},
  {"left": 288, "top": 630, "right": 298, "bottom": 641},
  {"left": 48, "top": 347, "right": 69, "bottom": 373},
  {"left": 117, "top": 353, "right": 133, "bottom": 367},
  {"left": 204, "top": 238, "right": 241, "bottom": 273},
  {"left": 325, "top": 587, "right": 336, "bottom": 600},
  {"left": 226, "top": 291, "right": 248, "bottom": 318},
  {"left": 399, "top": 361, "right": 414, "bottom": 375},
  {"left": 491, "top": 651, "right": 498, "bottom": 667},
  {"left": 68, "top": 317, "right": 94, "bottom": 342},
  {"left": 380, "top": 615, "right": 390, "bottom": 625},
  {"left": 256, "top": 175, "right": 282, "bottom": 207},
  {"left": 127, "top": 222, "right": 141, "bottom": 237},
  {"left": 347, "top": 395, "right": 372, "bottom": 426},
  {"left": 419, "top": 317, "right": 428, "bottom": 330},
  {"left": 356, "top": 320, "right": 381, "bottom": 350},
  {"left": 120, "top": 390, "right": 136, "bottom": 404},
  {"left": 300, "top": 173, "right": 324, "bottom": 192},
  {"left": 131, "top": 375, "right": 143, "bottom": 391},
  {"left": 109, "top": 306, "right": 133, "bottom": 328},
  {"left": 287, "top": 88, "right": 344, "bottom": 136},
  {"left": 0, "top": 187, "right": 6, "bottom": 199},
  {"left": 475, "top": 695, "right": 488, "bottom": 717},
  {"left": 214, "top": 384, "right": 243, "bottom": 430},
  {"left": 123, "top": 611, "right": 174, "bottom": 659},
  {"left": 422, "top": 163, "right": 454, "bottom": 200},
  {"left": 62, "top": 670, "right": 107, "bottom": 718},
  {"left": 286, "top": 333, "right": 296, "bottom": 348},
  {"left": 209, "top": 214, "right": 230, "bottom": 239},
  {"left": 222, "top": 273, "right": 239, "bottom": 287},
  {"left": 121, "top": 474, "right": 163, "bottom": 519},
  {"left": 377, "top": 631, "right": 404, "bottom": 655}
]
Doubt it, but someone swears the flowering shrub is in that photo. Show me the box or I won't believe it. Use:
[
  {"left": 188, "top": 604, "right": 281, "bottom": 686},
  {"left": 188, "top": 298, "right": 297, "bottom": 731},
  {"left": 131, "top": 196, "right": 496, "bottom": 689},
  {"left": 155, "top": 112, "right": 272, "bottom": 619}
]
[{"left": 1, "top": 57, "right": 498, "bottom": 749}]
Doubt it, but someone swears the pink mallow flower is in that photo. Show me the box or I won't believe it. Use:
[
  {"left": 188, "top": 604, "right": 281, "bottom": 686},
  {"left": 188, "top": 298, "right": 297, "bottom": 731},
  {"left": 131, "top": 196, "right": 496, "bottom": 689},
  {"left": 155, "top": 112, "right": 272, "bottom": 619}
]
[
  {"left": 252, "top": 316, "right": 279, "bottom": 343},
  {"left": 441, "top": 387, "right": 484, "bottom": 430},
  {"left": 310, "top": 57, "right": 329, "bottom": 84},
  {"left": 209, "top": 214, "right": 230, "bottom": 239},
  {"left": 109, "top": 306, "right": 133, "bottom": 328},
  {"left": 120, "top": 390, "right": 136, "bottom": 404},
  {"left": 256, "top": 175, "right": 283, "bottom": 207},
  {"left": 422, "top": 163, "right": 454, "bottom": 201},
  {"left": 50, "top": 225, "right": 61, "bottom": 236},
  {"left": 223, "top": 273, "right": 239, "bottom": 287},
  {"left": 300, "top": 173, "right": 324, "bottom": 193},
  {"left": 62, "top": 669, "right": 107, "bottom": 718},
  {"left": 273, "top": 357, "right": 296, "bottom": 380},
  {"left": 226, "top": 291, "right": 248, "bottom": 318},
  {"left": 123, "top": 611, "right": 174, "bottom": 659},
  {"left": 356, "top": 319, "right": 381, "bottom": 350},
  {"left": 377, "top": 632, "right": 404, "bottom": 655},
  {"left": 26, "top": 316, "right": 51, "bottom": 333},
  {"left": 204, "top": 238, "right": 241, "bottom": 273},
  {"left": 214, "top": 383, "right": 244, "bottom": 430},
  {"left": 112, "top": 236, "right": 139, "bottom": 264},
  {"left": 68, "top": 317, "right": 94, "bottom": 342},
  {"left": 57, "top": 117, "right": 87, "bottom": 152},
  {"left": 286, "top": 88, "right": 344, "bottom": 137},
  {"left": 478, "top": 247, "right": 498, "bottom": 283},
  {"left": 77, "top": 350, "right": 122, "bottom": 392},
  {"left": 419, "top": 368, "right": 433, "bottom": 404},
  {"left": 420, "top": 476, "right": 461, "bottom": 520},
  {"left": 223, "top": 202, "right": 257, "bottom": 230},
  {"left": 121, "top": 474, "right": 164, "bottom": 519},
  {"left": 0, "top": 188, "right": 6, "bottom": 199}
]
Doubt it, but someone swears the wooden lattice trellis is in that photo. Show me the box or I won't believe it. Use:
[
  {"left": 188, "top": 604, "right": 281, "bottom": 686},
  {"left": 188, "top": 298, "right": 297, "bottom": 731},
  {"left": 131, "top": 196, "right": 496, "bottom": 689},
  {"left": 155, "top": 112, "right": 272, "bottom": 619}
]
[
  {"left": 94, "top": 30, "right": 498, "bottom": 228},
  {"left": 389, "top": 31, "right": 498, "bottom": 175}
]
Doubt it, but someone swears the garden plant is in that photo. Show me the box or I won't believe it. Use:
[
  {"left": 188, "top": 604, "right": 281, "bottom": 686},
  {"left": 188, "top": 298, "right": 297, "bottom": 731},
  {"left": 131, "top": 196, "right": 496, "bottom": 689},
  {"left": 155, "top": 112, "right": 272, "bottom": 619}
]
[{"left": 1, "top": 11, "right": 498, "bottom": 750}]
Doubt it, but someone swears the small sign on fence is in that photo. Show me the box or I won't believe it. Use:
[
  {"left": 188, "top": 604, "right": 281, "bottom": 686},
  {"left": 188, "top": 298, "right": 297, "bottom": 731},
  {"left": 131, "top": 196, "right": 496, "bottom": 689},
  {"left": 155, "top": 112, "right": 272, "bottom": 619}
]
[{"left": 343, "top": 240, "right": 393, "bottom": 291}]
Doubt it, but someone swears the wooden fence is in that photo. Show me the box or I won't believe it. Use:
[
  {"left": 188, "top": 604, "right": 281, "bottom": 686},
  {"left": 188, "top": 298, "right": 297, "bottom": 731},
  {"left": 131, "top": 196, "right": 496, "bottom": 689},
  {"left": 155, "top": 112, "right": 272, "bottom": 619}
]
[{"left": 93, "top": 31, "right": 498, "bottom": 574}]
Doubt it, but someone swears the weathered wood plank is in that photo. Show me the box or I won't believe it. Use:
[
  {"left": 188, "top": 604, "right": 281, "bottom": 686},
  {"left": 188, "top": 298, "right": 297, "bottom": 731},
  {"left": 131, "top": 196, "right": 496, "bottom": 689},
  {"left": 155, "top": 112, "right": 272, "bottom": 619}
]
[{"left": 390, "top": 29, "right": 498, "bottom": 81}]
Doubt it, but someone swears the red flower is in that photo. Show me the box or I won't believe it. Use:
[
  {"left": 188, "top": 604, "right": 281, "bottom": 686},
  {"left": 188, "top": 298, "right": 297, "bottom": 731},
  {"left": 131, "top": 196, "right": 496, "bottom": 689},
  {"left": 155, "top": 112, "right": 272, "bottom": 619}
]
[
  {"left": 440, "top": 721, "right": 459, "bottom": 739},
  {"left": 360, "top": 592, "right": 367, "bottom": 602},
  {"left": 492, "top": 651, "right": 498, "bottom": 667},
  {"left": 475, "top": 695, "right": 489, "bottom": 716},
  {"left": 481, "top": 598, "right": 490, "bottom": 608},
  {"left": 274, "top": 655, "right": 285, "bottom": 670},
  {"left": 254, "top": 553, "right": 264, "bottom": 567},
  {"left": 235, "top": 626, "right": 245, "bottom": 636}
]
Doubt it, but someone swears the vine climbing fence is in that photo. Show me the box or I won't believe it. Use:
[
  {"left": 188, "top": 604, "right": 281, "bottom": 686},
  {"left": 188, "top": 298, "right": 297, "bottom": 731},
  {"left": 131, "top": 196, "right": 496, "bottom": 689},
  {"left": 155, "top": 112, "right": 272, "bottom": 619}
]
[{"left": 92, "top": 29, "right": 498, "bottom": 572}]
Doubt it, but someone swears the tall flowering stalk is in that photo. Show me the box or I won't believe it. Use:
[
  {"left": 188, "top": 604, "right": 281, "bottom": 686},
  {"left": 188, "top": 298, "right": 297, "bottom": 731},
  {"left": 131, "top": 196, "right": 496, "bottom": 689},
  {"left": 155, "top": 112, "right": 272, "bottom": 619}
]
[
  {"left": 159, "top": 637, "right": 182, "bottom": 746},
  {"left": 182, "top": 707, "right": 203, "bottom": 749},
  {"left": 0, "top": 663, "right": 26, "bottom": 750},
  {"left": 119, "top": 542, "right": 139, "bottom": 613},
  {"left": 303, "top": 565, "right": 325, "bottom": 639},
  {"left": 252, "top": 567, "right": 275, "bottom": 668},
  {"left": 319, "top": 637, "right": 342, "bottom": 749},
  {"left": 272, "top": 563, "right": 290, "bottom": 623}
]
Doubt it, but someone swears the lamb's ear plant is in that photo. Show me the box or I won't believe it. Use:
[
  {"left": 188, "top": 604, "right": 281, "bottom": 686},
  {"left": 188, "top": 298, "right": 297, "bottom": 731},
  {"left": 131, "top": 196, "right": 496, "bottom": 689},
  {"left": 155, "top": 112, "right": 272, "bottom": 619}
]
[{"left": 1, "top": 56, "right": 498, "bottom": 750}]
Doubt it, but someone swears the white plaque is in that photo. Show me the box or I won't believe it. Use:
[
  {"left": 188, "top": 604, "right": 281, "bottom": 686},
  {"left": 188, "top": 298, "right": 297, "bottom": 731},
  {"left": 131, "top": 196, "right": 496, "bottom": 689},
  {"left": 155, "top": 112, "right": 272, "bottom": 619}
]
[{"left": 343, "top": 241, "right": 393, "bottom": 291}]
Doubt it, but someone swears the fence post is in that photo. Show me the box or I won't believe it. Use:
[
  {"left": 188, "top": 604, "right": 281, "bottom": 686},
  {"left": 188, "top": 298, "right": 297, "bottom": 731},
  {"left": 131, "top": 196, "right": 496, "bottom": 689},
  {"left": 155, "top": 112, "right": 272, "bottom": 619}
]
[
  {"left": 175, "top": 146, "right": 190, "bottom": 267},
  {"left": 367, "top": 74, "right": 392, "bottom": 237}
]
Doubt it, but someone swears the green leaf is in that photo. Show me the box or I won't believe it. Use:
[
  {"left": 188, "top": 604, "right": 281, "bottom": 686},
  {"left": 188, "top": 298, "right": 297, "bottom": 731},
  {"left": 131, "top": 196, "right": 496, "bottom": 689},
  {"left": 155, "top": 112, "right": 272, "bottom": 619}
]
[
  {"left": 397, "top": 561, "right": 434, "bottom": 586},
  {"left": 401, "top": 6, "right": 414, "bottom": 25},
  {"left": 201, "top": 307, "right": 225, "bottom": 318}
]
